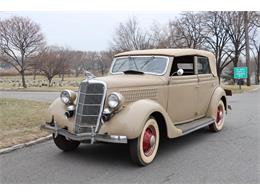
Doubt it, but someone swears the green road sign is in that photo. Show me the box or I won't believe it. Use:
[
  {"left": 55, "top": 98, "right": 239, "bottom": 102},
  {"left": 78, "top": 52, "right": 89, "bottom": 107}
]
[{"left": 234, "top": 67, "right": 248, "bottom": 79}]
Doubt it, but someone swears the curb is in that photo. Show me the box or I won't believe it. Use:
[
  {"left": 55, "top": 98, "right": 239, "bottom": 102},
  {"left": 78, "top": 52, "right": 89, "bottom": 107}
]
[
  {"left": 248, "top": 86, "right": 260, "bottom": 92},
  {"left": 0, "top": 134, "right": 52, "bottom": 154}
]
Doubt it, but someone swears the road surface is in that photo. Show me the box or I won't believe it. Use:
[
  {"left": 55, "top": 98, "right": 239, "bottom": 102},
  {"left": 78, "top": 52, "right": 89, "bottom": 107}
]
[
  {"left": 0, "top": 91, "right": 59, "bottom": 102},
  {"left": 0, "top": 90, "right": 259, "bottom": 183}
]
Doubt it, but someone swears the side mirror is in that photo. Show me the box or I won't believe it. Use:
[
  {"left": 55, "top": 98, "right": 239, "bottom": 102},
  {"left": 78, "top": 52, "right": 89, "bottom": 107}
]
[{"left": 177, "top": 69, "right": 184, "bottom": 76}]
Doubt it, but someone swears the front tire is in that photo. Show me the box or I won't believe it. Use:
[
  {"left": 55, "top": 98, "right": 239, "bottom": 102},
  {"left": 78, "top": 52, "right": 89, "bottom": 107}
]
[
  {"left": 53, "top": 134, "right": 80, "bottom": 152},
  {"left": 209, "top": 100, "right": 226, "bottom": 132},
  {"left": 129, "top": 117, "right": 160, "bottom": 166}
]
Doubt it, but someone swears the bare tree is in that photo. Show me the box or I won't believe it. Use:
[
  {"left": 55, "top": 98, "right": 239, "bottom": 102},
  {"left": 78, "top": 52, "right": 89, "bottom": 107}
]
[
  {"left": 149, "top": 22, "right": 171, "bottom": 48},
  {"left": 251, "top": 28, "right": 260, "bottom": 84},
  {"left": 58, "top": 48, "right": 72, "bottom": 81},
  {"left": 223, "top": 12, "right": 260, "bottom": 68},
  {"left": 202, "top": 12, "right": 233, "bottom": 76},
  {"left": 69, "top": 50, "right": 86, "bottom": 77},
  {"left": 0, "top": 16, "right": 45, "bottom": 88},
  {"left": 83, "top": 51, "right": 99, "bottom": 73},
  {"left": 169, "top": 12, "right": 206, "bottom": 49},
  {"left": 111, "top": 17, "right": 150, "bottom": 52},
  {"left": 36, "top": 46, "right": 68, "bottom": 86},
  {"left": 96, "top": 50, "right": 115, "bottom": 75},
  {"left": 244, "top": 12, "right": 251, "bottom": 86}
]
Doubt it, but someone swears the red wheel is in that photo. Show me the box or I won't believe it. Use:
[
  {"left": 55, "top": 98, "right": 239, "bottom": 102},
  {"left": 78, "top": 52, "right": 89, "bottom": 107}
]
[
  {"left": 129, "top": 117, "right": 160, "bottom": 166},
  {"left": 142, "top": 126, "right": 157, "bottom": 157},
  {"left": 209, "top": 100, "right": 225, "bottom": 132}
]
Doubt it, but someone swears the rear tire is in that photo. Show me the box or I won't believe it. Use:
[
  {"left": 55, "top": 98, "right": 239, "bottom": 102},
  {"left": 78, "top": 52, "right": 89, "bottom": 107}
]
[
  {"left": 129, "top": 117, "right": 160, "bottom": 166},
  {"left": 53, "top": 134, "right": 80, "bottom": 152},
  {"left": 209, "top": 100, "right": 225, "bottom": 132}
]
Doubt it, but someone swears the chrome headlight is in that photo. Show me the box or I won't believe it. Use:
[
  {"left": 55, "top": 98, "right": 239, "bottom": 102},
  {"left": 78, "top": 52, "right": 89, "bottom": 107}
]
[
  {"left": 60, "top": 90, "right": 76, "bottom": 105},
  {"left": 107, "top": 92, "right": 124, "bottom": 110}
]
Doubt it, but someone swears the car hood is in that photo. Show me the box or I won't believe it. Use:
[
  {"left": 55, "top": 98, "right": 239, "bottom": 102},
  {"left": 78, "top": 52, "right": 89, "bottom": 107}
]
[{"left": 94, "top": 74, "right": 167, "bottom": 89}]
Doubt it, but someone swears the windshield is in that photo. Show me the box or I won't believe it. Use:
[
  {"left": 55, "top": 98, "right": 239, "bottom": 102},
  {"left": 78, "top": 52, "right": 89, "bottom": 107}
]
[{"left": 111, "top": 56, "right": 169, "bottom": 75}]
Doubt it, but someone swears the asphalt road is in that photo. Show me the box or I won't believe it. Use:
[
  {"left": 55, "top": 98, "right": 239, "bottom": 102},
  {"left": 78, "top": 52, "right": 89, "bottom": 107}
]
[
  {"left": 0, "top": 90, "right": 259, "bottom": 183},
  {"left": 0, "top": 91, "right": 59, "bottom": 102}
]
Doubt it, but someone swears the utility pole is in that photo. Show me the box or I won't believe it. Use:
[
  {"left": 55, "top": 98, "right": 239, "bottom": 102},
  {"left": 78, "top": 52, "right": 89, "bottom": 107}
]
[{"left": 244, "top": 11, "right": 251, "bottom": 86}]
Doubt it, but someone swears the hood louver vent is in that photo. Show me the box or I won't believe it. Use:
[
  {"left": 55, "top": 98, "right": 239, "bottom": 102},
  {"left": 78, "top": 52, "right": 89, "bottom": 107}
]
[{"left": 120, "top": 89, "right": 158, "bottom": 102}]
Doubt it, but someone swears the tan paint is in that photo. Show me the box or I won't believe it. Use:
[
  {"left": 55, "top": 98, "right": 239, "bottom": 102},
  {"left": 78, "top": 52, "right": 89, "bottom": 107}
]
[
  {"left": 168, "top": 75, "right": 198, "bottom": 123},
  {"left": 44, "top": 49, "right": 227, "bottom": 141},
  {"left": 96, "top": 74, "right": 167, "bottom": 88},
  {"left": 47, "top": 98, "right": 75, "bottom": 133},
  {"left": 197, "top": 74, "right": 218, "bottom": 117},
  {"left": 99, "top": 99, "right": 182, "bottom": 139},
  {"left": 206, "top": 86, "right": 227, "bottom": 120}
]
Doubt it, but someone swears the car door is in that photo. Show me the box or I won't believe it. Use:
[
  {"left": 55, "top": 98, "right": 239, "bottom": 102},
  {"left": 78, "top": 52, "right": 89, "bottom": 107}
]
[
  {"left": 167, "top": 55, "right": 199, "bottom": 124},
  {"left": 196, "top": 56, "right": 218, "bottom": 117}
]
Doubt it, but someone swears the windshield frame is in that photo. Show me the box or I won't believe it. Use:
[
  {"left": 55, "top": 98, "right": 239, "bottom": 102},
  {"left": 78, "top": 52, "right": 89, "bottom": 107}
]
[{"left": 109, "top": 55, "right": 170, "bottom": 76}]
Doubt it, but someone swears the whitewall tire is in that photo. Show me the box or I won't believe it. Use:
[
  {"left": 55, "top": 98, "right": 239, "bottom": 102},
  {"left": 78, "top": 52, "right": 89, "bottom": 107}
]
[
  {"left": 129, "top": 117, "right": 160, "bottom": 166},
  {"left": 209, "top": 100, "right": 226, "bottom": 132}
]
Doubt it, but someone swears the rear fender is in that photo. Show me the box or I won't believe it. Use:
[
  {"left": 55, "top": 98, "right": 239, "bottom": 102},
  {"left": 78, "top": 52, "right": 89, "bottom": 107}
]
[{"left": 207, "top": 87, "right": 227, "bottom": 120}]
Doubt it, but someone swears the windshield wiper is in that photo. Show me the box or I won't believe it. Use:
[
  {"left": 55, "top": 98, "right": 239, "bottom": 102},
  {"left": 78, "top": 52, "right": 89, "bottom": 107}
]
[
  {"left": 130, "top": 57, "right": 139, "bottom": 71},
  {"left": 140, "top": 56, "right": 155, "bottom": 70},
  {"left": 123, "top": 70, "right": 144, "bottom": 75}
]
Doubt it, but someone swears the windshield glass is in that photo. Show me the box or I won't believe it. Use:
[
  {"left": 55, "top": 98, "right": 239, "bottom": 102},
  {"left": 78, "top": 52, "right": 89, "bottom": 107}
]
[{"left": 111, "top": 56, "right": 169, "bottom": 75}]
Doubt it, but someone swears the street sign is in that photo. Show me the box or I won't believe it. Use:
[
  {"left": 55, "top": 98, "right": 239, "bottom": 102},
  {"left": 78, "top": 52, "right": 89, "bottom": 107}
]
[{"left": 234, "top": 67, "right": 248, "bottom": 79}]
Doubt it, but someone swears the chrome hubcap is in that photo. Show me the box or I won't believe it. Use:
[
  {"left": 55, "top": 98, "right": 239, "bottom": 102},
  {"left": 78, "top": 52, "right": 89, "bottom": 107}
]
[
  {"left": 150, "top": 135, "right": 156, "bottom": 147},
  {"left": 143, "top": 126, "right": 156, "bottom": 157}
]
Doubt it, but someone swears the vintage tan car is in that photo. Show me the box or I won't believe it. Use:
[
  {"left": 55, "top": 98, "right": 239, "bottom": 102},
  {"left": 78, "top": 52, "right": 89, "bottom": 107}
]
[{"left": 42, "top": 49, "right": 229, "bottom": 166}]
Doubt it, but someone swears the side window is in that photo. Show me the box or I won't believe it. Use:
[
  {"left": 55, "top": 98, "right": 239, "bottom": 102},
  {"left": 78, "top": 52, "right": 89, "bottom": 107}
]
[
  {"left": 171, "top": 56, "right": 195, "bottom": 76},
  {"left": 197, "top": 56, "right": 210, "bottom": 74}
]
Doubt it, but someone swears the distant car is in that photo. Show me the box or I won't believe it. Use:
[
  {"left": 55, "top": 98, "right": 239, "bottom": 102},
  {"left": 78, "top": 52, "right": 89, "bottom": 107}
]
[{"left": 42, "top": 49, "right": 229, "bottom": 166}]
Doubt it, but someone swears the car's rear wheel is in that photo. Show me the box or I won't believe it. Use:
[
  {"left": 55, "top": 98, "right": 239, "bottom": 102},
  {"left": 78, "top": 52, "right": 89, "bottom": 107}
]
[
  {"left": 209, "top": 100, "right": 225, "bottom": 132},
  {"left": 53, "top": 134, "right": 80, "bottom": 151},
  {"left": 129, "top": 117, "right": 160, "bottom": 166}
]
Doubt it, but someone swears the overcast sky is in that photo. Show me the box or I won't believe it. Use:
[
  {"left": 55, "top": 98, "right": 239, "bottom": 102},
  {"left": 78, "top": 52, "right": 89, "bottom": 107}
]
[{"left": 0, "top": 11, "right": 180, "bottom": 51}]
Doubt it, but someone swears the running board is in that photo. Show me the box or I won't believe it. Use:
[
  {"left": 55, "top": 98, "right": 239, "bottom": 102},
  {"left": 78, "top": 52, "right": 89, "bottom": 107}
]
[{"left": 176, "top": 117, "right": 215, "bottom": 136}]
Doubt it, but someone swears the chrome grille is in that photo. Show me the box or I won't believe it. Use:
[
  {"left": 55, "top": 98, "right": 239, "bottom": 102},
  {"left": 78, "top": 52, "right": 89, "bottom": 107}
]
[{"left": 75, "top": 80, "right": 106, "bottom": 134}]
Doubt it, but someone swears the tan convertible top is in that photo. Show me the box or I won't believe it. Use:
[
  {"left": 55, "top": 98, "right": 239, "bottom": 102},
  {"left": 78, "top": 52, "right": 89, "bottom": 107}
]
[{"left": 115, "top": 49, "right": 217, "bottom": 76}]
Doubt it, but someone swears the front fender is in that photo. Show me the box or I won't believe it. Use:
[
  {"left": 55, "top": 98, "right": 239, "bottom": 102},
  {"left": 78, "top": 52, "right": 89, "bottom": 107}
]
[
  {"left": 99, "top": 99, "right": 182, "bottom": 139},
  {"left": 45, "top": 98, "right": 75, "bottom": 133}
]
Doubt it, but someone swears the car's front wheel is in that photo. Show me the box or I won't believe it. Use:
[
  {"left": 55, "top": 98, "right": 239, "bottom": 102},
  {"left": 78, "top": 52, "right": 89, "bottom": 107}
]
[
  {"left": 53, "top": 134, "right": 80, "bottom": 152},
  {"left": 129, "top": 117, "right": 160, "bottom": 166},
  {"left": 209, "top": 100, "right": 226, "bottom": 132}
]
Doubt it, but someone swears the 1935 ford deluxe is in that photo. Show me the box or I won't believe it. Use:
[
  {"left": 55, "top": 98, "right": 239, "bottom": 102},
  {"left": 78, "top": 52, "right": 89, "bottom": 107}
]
[{"left": 42, "top": 49, "right": 229, "bottom": 166}]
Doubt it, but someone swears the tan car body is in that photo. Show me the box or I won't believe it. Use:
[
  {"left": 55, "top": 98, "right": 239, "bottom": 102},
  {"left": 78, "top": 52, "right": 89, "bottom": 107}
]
[{"left": 45, "top": 49, "right": 227, "bottom": 141}]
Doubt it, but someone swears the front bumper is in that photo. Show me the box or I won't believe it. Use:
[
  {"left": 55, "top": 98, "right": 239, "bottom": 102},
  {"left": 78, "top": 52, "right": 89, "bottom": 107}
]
[{"left": 41, "top": 123, "right": 128, "bottom": 144}]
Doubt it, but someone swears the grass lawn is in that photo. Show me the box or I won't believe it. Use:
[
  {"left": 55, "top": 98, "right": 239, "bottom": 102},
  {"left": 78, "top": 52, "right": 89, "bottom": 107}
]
[
  {"left": 0, "top": 98, "right": 50, "bottom": 149},
  {"left": 222, "top": 84, "right": 260, "bottom": 94}
]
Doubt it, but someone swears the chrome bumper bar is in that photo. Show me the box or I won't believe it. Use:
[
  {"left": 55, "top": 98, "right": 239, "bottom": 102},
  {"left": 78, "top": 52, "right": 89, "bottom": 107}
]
[{"left": 41, "top": 123, "right": 128, "bottom": 144}]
